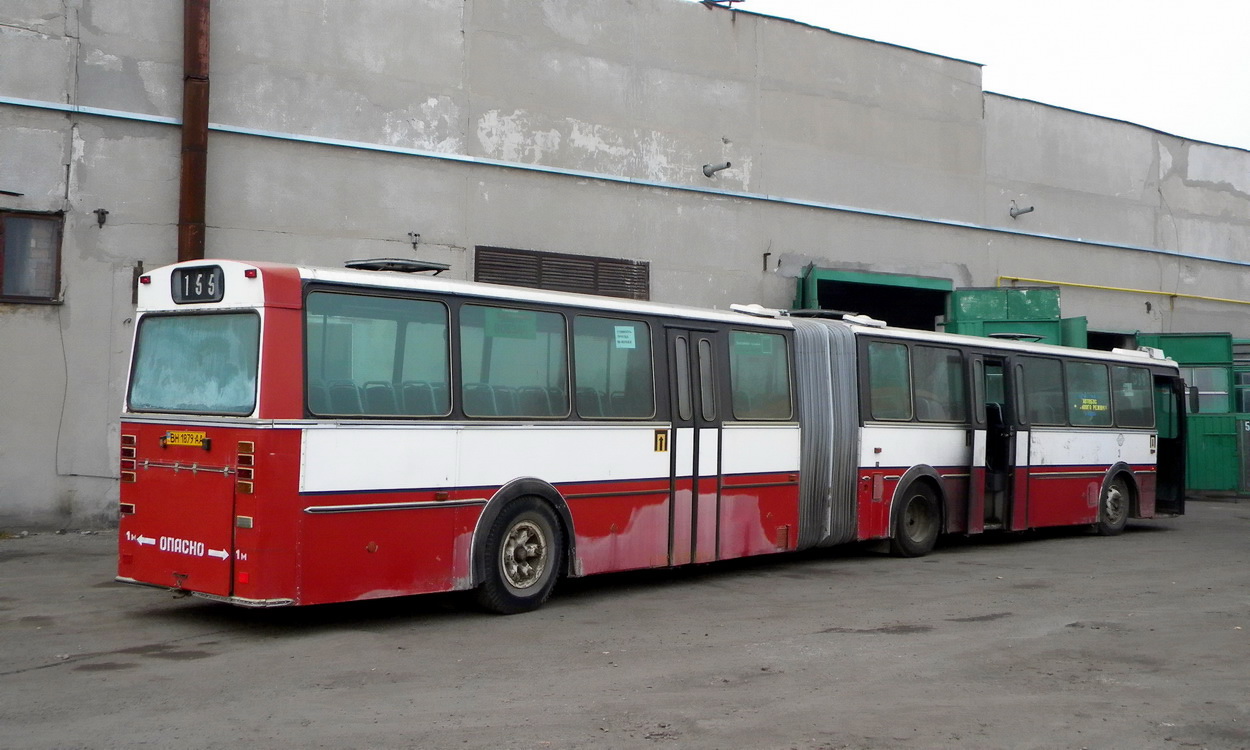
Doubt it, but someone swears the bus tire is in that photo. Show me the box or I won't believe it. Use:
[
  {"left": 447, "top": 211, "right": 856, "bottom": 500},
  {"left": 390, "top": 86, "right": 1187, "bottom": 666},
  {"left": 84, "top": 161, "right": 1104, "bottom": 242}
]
[
  {"left": 1094, "top": 476, "right": 1130, "bottom": 536},
  {"left": 475, "top": 497, "right": 563, "bottom": 615},
  {"left": 890, "top": 482, "right": 940, "bottom": 557}
]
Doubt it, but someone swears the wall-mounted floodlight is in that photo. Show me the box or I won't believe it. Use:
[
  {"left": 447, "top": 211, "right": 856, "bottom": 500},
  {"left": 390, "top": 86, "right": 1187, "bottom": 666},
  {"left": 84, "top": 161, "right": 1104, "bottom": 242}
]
[
  {"left": 703, "top": 162, "right": 732, "bottom": 178},
  {"left": 1009, "top": 200, "right": 1034, "bottom": 219}
]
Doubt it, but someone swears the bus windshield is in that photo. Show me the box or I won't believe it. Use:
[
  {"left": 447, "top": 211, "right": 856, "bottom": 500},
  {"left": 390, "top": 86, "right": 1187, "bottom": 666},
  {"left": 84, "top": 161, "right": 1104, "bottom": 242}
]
[{"left": 128, "top": 312, "right": 261, "bottom": 415}]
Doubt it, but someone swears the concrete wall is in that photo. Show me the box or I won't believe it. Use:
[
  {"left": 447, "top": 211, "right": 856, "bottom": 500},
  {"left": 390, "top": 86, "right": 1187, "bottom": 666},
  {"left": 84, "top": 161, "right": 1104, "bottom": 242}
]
[
  {"left": 984, "top": 95, "right": 1250, "bottom": 333},
  {"left": 1, "top": 0, "right": 1248, "bottom": 527}
]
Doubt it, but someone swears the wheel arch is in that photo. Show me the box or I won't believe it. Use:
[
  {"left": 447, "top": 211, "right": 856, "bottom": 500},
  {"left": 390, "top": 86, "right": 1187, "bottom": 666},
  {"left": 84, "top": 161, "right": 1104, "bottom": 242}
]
[
  {"left": 888, "top": 465, "right": 948, "bottom": 533},
  {"left": 470, "top": 478, "right": 576, "bottom": 588},
  {"left": 1101, "top": 462, "right": 1139, "bottom": 516}
]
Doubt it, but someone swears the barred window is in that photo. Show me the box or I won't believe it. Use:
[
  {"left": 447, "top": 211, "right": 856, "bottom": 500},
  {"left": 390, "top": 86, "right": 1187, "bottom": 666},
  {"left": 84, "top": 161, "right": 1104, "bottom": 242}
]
[{"left": 1, "top": 211, "right": 62, "bottom": 302}]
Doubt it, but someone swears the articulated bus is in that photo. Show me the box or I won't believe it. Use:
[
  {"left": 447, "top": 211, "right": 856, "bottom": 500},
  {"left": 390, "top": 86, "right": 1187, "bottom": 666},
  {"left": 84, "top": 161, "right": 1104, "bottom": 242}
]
[{"left": 117, "top": 260, "right": 1186, "bottom": 613}]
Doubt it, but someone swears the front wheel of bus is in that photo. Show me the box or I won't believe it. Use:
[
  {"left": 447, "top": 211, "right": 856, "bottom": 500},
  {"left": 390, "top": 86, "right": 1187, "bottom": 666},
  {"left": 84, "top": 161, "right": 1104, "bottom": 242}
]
[
  {"left": 475, "top": 498, "right": 563, "bottom": 615},
  {"left": 890, "top": 482, "right": 940, "bottom": 558},
  {"left": 1094, "top": 476, "right": 1130, "bottom": 536}
]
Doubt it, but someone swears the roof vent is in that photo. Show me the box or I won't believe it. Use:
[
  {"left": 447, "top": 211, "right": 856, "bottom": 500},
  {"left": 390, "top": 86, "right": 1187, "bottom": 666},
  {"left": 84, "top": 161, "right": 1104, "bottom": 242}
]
[
  {"left": 344, "top": 258, "right": 450, "bottom": 275},
  {"left": 729, "top": 303, "right": 784, "bottom": 318}
]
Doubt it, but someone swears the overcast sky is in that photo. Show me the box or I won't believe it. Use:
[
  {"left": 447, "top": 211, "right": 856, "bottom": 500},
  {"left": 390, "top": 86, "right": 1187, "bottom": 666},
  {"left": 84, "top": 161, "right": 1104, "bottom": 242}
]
[{"left": 690, "top": 0, "right": 1250, "bottom": 151}]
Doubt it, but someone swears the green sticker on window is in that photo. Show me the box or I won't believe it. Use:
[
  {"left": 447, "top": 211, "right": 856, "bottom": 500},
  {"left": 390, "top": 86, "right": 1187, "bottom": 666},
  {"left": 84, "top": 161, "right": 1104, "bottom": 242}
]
[
  {"left": 484, "top": 308, "right": 537, "bottom": 339},
  {"left": 614, "top": 325, "right": 636, "bottom": 349}
]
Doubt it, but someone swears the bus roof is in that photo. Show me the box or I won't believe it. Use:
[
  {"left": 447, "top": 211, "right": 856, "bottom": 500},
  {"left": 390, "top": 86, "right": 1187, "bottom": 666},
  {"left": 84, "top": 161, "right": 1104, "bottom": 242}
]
[
  {"left": 298, "top": 263, "right": 796, "bottom": 328},
  {"left": 828, "top": 318, "right": 1177, "bottom": 368},
  {"left": 141, "top": 259, "right": 1176, "bottom": 368}
]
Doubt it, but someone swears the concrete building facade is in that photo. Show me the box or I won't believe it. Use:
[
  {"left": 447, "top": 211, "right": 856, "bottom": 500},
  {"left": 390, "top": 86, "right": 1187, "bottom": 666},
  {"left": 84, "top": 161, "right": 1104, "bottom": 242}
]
[{"left": 2, "top": 0, "right": 1248, "bottom": 527}]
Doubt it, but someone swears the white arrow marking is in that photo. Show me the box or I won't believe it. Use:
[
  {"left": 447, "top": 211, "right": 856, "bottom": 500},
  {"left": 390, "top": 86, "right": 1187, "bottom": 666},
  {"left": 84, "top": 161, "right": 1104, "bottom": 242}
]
[
  {"left": 136, "top": 535, "right": 156, "bottom": 546},
  {"left": 207, "top": 548, "right": 229, "bottom": 560}
]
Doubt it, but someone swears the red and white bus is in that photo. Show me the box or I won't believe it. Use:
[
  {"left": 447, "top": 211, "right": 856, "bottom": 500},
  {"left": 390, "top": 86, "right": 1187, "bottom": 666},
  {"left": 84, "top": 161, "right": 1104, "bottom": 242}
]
[{"left": 117, "top": 259, "right": 1185, "bottom": 613}]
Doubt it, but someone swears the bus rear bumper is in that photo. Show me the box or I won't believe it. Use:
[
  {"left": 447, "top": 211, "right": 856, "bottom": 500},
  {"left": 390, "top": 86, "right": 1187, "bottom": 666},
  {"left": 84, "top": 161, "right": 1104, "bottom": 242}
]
[{"left": 114, "top": 576, "right": 294, "bottom": 608}]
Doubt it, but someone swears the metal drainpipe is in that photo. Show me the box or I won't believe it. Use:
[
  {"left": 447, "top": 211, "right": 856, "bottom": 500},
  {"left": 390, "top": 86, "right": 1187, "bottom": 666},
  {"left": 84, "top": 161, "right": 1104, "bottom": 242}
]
[{"left": 177, "top": 0, "right": 210, "bottom": 262}]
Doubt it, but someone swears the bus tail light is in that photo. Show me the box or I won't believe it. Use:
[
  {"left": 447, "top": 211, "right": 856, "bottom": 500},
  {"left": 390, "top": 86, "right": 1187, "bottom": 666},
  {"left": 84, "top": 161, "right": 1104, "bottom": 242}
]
[
  {"left": 237, "top": 441, "right": 255, "bottom": 494},
  {"left": 121, "top": 435, "right": 137, "bottom": 482}
]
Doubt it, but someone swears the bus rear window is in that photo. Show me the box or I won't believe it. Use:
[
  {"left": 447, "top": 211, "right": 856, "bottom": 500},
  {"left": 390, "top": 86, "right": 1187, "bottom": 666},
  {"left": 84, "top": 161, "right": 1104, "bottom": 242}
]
[{"left": 128, "top": 313, "right": 260, "bottom": 415}]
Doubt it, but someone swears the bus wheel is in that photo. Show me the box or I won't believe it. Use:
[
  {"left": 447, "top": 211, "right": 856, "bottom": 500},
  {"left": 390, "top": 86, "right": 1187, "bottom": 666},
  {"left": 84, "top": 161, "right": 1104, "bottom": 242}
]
[
  {"left": 475, "top": 498, "right": 563, "bottom": 614},
  {"left": 890, "top": 483, "right": 940, "bottom": 557},
  {"left": 1094, "top": 476, "right": 1130, "bottom": 536}
]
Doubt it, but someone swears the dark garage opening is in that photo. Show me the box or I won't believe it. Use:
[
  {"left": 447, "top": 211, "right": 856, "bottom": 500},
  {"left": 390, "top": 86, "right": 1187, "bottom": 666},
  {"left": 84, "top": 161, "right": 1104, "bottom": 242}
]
[{"left": 815, "top": 279, "right": 949, "bottom": 331}]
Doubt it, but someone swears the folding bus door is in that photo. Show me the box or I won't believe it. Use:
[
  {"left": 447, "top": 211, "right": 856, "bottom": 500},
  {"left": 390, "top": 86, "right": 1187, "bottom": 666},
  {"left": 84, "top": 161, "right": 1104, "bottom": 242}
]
[
  {"left": 667, "top": 329, "right": 722, "bottom": 566},
  {"left": 971, "top": 356, "right": 1027, "bottom": 531},
  {"left": 1154, "top": 374, "right": 1187, "bottom": 515}
]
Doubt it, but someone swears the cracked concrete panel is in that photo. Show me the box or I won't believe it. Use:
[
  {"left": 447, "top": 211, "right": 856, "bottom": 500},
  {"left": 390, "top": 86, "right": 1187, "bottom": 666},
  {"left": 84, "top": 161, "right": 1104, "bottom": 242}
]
[
  {"left": 476, "top": 109, "right": 564, "bottom": 165},
  {"left": 759, "top": 125, "right": 983, "bottom": 221},
  {"left": 628, "top": 1, "right": 759, "bottom": 82},
  {"left": 1170, "top": 215, "right": 1250, "bottom": 261},
  {"left": 0, "top": 23, "right": 76, "bottom": 102},
  {"left": 68, "top": 121, "right": 180, "bottom": 249},
  {"left": 470, "top": 35, "right": 633, "bottom": 127},
  {"left": 216, "top": 0, "right": 463, "bottom": 81},
  {"left": 986, "top": 97, "right": 1157, "bottom": 199},
  {"left": 0, "top": 1, "right": 69, "bottom": 36},
  {"left": 1155, "top": 142, "right": 1250, "bottom": 221},
  {"left": 212, "top": 0, "right": 465, "bottom": 144},
  {"left": 759, "top": 20, "right": 983, "bottom": 120},
  {"left": 75, "top": 0, "right": 181, "bottom": 117},
  {"left": 206, "top": 133, "right": 468, "bottom": 248},
  {"left": 471, "top": 108, "right": 740, "bottom": 187},
  {"left": 634, "top": 67, "right": 753, "bottom": 139},
  {"left": 215, "top": 64, "right": 466, "bottom": 153},
  {"left": 0, "top": 114, "right": 69, "bottom": 209},
  {"left": 475, "top": 0, "right": 757, "bottom": 81},
  {"left": 1187, "top": 143, "right": 1250, "bottom": 196},
  {"left": 764, "top": 91, "right": 982, "bottom": 178},
  {"left": 0, "top": 302, "right": 70, "bottom": 517}
]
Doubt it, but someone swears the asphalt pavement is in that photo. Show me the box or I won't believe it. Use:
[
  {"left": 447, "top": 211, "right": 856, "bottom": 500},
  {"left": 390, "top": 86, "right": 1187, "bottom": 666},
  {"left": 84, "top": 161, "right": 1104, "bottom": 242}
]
[{"left": 1, "top": 500, "right": 1248, "bottom": 749}]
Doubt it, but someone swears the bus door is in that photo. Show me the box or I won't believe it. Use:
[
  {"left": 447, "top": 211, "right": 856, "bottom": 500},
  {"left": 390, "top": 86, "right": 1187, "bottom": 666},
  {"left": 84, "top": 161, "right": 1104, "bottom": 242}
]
[
  {"left": 1153, "top": 374, "right": 1187, "bottom": 515},
  {"left": 667, "top": 329, "right": 722, "bottom": 565},
  {"left": 971, "top": 356, "right": 1026, "bottom": 531}
]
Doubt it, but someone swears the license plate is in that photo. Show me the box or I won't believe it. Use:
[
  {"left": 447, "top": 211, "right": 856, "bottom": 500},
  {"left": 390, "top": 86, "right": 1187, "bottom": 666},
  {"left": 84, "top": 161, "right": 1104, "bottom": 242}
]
[{"left": 165, "top": 431, "right": 207, "bottom": 447}]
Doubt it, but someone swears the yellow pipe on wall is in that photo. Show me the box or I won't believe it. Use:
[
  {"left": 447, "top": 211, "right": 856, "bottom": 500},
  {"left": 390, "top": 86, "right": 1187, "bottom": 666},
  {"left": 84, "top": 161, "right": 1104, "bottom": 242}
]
[{"left": 996, "top": 275, "right": 1250, "bottom": 307}]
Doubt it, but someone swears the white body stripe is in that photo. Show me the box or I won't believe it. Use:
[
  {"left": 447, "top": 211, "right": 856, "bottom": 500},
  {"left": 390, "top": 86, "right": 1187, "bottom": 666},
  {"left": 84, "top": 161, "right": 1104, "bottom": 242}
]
[
  {"left": 721, "top": 424, "right": 801, "bottom": 474},
  {"left": 1028, "top": 429, "right": 1156, "bottom": 467},
  {"left": 858, "top": 424, "right": 1156, "bottom": 472},
  {"left": 301, "top": 422, "right": 802, "bottom": 494},
  {"left": 301, "top": 424, "right": 670, "bottom": 493},
  {"left": 699, "top": 428, "right": 720, "bottom": 475},
  {"left": 859, "top": 425, "right": 972, "bottom": 469}
]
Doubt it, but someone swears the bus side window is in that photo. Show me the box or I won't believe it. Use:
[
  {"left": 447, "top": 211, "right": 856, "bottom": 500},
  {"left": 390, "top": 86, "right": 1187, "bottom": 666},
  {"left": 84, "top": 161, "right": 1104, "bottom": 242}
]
[
  {"left": 867, "top": 341, "right": 912, "bottom": 421},
  {"left": 1019, "top": 357, "right": 1065, "bottom": 425},
  {"left": 729, "top": 331, "right": 792, "bottom": 420},
  {"left": 1066, "top": 361, "right": 1112, "bottom": 426},
  {"left": 305, "top": 292, "right": 450, "bottom": 418},
  {"left": 1113, "top": 365, "right": 1154, "bottom": 428},
  {"left": 460, "top": 305, "right": 569, "bottom": 418},
  {"left": 572, "top": 316, "right": 655, "bottom": 419},
  {"left": 912, "top": 345, "right": 966, "bottom": 422}
]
